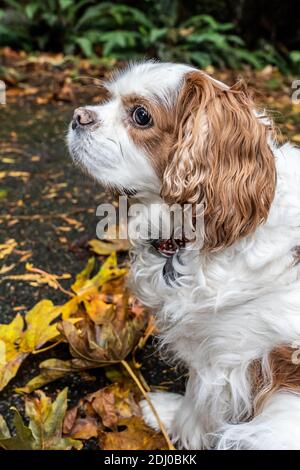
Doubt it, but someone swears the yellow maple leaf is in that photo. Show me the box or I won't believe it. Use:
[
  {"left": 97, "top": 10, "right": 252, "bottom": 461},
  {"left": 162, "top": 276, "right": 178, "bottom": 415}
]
[
  {"left": 20, "top": 300, "right": 62, "bottom": 352},
  {"left": 83, "top": 296, "right": 115, "bottom": 325},
  {"left": 71, "top": 253, "right": 127, "bottom": 295},
  {"left": 0, "top": 300, "right": 62, "bottom": 391},
  {"left": 71, "top": 257, "right": 95, "bottom": 293},
  {"left": 60, "top": 254, "right": 127, "bottom": 322}
]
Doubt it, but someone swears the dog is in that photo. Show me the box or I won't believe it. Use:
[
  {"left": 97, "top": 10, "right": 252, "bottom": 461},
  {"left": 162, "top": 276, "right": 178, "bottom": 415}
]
[{"left": 68, "top": 61, "right": 300, "bottom": 449}]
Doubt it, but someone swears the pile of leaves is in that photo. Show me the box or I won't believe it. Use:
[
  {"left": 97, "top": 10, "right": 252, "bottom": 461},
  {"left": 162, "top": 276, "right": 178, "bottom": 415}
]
[{"left": 0, "top": 239, "right": 171, "bottom": 450}]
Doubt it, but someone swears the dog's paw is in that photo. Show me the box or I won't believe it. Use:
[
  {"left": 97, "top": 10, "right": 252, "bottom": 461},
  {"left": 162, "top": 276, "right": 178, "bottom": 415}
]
[{"left": 140, "top": 392, "right": 183, "bottom": 433}]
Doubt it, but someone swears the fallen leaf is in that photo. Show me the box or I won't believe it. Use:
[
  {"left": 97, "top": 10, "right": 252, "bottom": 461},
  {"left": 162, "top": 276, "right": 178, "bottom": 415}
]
[
  {"left": 0, "top": 239, "right": 17, "bottom": 260},
  {"left": 23, "top": 86, "right": 39, "bottom": 95},
  {"left": 0, "top": 300, "right": 62, "bottom": 391},
  {"left": 70, "top": 256, "right": 95, "bottom": 294},
  {"left": 19, "top": 250, "right": 32, "bottom": 262},
  {"left": 100, "top": 417, "right": 166, "bottom": 450},
  {"left": 0, "top": 187, "right": 8, "bottom": 199},
  {"left": 0, "top": 263, "right": 15, "bottom": 274},
  {"left": 13, "top": 305, "right": 27, "bottom": 312},
  {"left": 15, "top": 357, "right": 95, "bottom": 393},
  {"left": 58, "top": 307, "right": 147, "bottom": 365},
  {"left": 0, "top": 414, "right": 10, "bottom": 439},
  {"left": 0, "top": 315, "right": 28, "bottom": 391},
  {"left": 0, "top": 171, "right": 29, "bottom": 181},
  {"left": 36, "top": 95, "right": 52, "bottom": 105},
  {"left": 71, "top": 253, "right": 127, "bottom": 295},
  {"left": 63, "top": 383, "right": 140, "bottom": 442},
  {"left": 88, "top": 238, "right": 131, "bottom": 255},
  {"left": 20, "top": 301, "right": 62, "bottom": 352},
  {"left": 64, "top": 417, "right": 98, "bottom": 440},
  {"left": 91, "top": 383, "right": 141, "bottom": 427},
  {"left": 0, "top": 389, "right": 82, "bottom": 450},
  {"left": 56, "top": 226, "right": 72, "bottom": 232},
  {"left": 292, "top": 134, "right": 300, "bottom": 143},
  {"left": 83, "top": 295, "right": 114, "bottom": 325},
  {"left": 1, "top": 263, "right": 72, "bottom": 296},
  {"left": 55, "top": 81, "right": 74, "bottom": 102},
  {"left": 58, "top": 254, "right": 149, "bottom": 366},
  {"left": 292, "top": 103, "right": 300, "bottom": 113}
]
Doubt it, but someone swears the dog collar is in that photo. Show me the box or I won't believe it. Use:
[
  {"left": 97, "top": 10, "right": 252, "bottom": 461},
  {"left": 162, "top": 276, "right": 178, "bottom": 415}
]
[{"left": 150, "top": 237, "right": 186, "bottom": 257}]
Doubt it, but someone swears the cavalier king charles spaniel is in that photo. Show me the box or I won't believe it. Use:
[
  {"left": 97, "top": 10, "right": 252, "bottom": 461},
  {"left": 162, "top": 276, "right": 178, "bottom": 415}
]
[{"left": 68, "top": 61, "right": 300, "bottom": 449}]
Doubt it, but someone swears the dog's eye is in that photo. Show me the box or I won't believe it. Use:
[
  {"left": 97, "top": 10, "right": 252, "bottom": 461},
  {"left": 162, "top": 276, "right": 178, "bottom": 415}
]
[{"left": 132, "top": 106, "right": 152, "bottom": 127}]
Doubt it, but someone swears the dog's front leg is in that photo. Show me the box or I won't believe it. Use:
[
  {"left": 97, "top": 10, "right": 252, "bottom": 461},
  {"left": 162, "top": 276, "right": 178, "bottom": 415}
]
[
  {"left": 141, "top": 369, "right": 227, "bottom": 449},
  {"left": 170, "top": 370, "right": 220, "bottom": 449},
  {"left": 140, "top": 391, "right": 183, "bottom": 435}
]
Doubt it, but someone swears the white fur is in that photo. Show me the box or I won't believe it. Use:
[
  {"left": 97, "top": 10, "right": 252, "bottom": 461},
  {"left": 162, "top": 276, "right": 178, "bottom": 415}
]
[
  {"left": 107, "top": 61, "right": 194, "bottom": 106},
  {"left": 216, "top": 392, "right": 300, "bottom": 450},
  {"left": 140, "top": 392, "right": 183, "bottom": 433},
  {"left": 68, "top": 61, "right": 300, "bottom": 450}
]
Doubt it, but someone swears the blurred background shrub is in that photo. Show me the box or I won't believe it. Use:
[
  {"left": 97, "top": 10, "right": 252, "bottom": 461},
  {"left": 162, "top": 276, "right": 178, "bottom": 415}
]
[{"left": 0, "top": 0, "right": 299, "bottom": 72}]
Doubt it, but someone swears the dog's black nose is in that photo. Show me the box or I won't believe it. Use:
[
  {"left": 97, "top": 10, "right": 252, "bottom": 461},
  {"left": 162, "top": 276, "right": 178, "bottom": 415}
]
[{"left": 72, "top": 107, "right": 97, "bottom": 130}]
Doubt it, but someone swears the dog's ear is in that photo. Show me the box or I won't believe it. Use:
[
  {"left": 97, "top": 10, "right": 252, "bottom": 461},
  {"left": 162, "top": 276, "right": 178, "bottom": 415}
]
[{"left": 161, "top": 71, "right": 276, "bottom": 251}]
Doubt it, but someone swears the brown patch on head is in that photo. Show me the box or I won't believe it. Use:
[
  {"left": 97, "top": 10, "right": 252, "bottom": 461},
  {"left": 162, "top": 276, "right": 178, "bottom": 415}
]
[
  {"left": 161, "top": 71, "right": 277, "bottom": 251},
  {"left": 121, "top": 94, "right": 176, "bottom": 178},
  {"left": 250, "top": 345, "right": 300, "bottom": 416}
]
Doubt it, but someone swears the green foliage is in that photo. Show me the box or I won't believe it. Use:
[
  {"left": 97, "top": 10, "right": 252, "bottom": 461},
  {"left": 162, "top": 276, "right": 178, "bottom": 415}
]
[
  {"left": 0, "top": 0, "right": 298, "bottom": 72},
  {"left": 290, "top": 51, "right": 300, "bottom": 69}
]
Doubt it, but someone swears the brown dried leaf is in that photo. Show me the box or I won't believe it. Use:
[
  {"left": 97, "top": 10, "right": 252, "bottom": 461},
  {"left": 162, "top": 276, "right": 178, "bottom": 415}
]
[
  {"left": 58, "top": 310, "right": 147, "bottom": 365},
  {"left": 59, "top": 254, "right": 148, "bottom": 365},
  {"left": 67, "top": 417, "right": 98, "bottom": 439},
  {"left": 90, "top": 383, "right": 140, "bottom": 428},
  {"left": 63, "top": 383, "right": 140, "bottom": 443},
  {"left": 100, "top": 417, "right": 166, "bottom": 450}
]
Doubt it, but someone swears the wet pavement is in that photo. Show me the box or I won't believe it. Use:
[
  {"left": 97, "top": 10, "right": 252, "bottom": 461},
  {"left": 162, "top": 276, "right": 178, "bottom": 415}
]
[{"left": 0, "top": 96, "right": 185, "bottom": 437}]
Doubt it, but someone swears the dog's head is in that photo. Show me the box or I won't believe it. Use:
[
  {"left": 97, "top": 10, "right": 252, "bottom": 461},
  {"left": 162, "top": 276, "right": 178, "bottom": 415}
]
[{"left": 68, "top": 61, "right": 276, "bottom": 251}]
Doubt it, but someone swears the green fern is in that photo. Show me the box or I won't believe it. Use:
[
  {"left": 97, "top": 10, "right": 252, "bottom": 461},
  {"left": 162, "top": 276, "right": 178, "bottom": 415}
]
[{"left": 0, "top": 0, "right": 298, "bottom": 72}]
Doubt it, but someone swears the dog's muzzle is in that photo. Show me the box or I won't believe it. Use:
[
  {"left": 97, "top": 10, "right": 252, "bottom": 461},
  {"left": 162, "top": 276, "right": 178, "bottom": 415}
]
[{"left": 72, "top": 107, "right": 97, "bottom": 130}]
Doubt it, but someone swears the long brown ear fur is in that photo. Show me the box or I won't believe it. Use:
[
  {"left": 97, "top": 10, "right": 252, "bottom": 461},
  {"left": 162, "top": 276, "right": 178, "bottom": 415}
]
[{"left": 161, "top": 71, "right": 276, "bottom": 251}]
